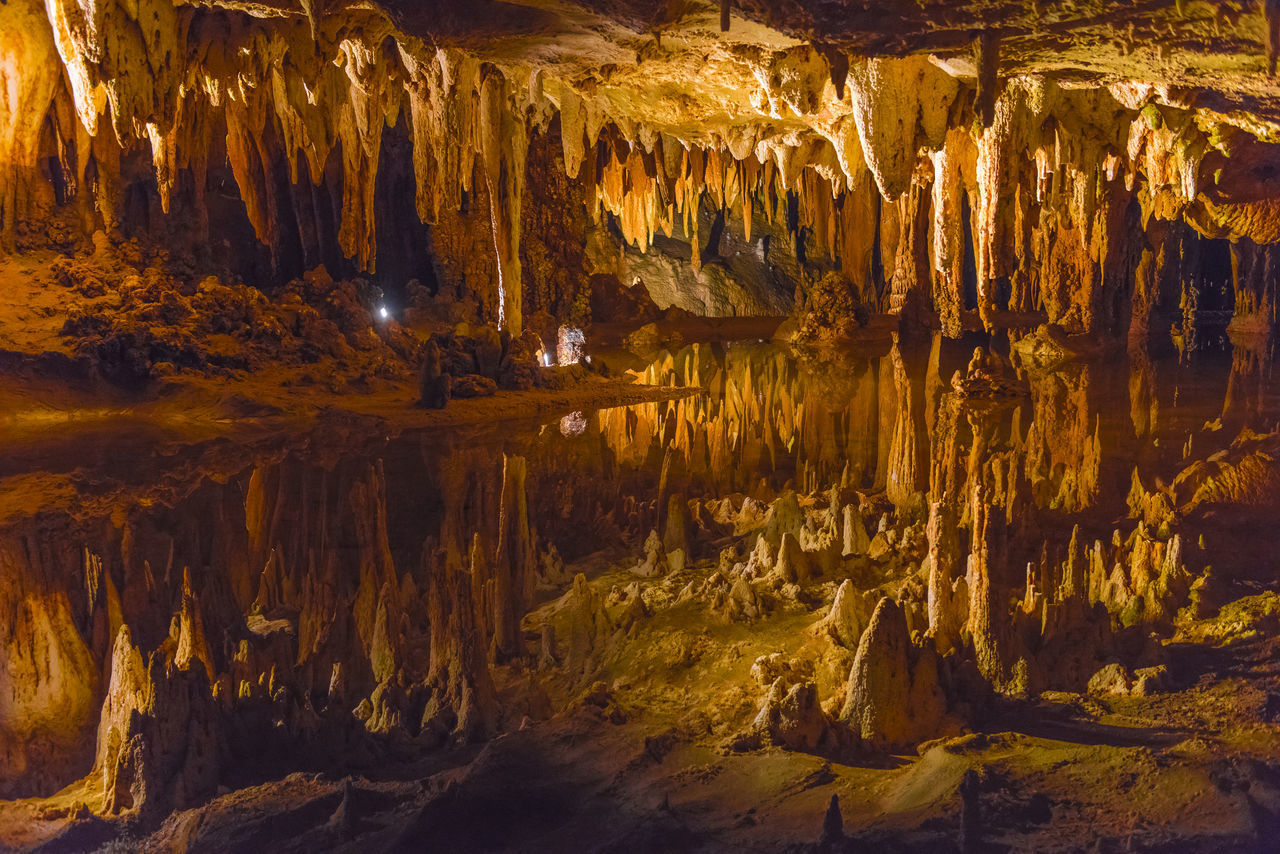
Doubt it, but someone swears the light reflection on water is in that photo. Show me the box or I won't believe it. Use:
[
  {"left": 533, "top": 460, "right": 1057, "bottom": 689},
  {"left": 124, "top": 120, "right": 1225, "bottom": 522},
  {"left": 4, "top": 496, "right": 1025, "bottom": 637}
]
[{"left": 4, "top": 331, "right": 1280, "bottom": 803}]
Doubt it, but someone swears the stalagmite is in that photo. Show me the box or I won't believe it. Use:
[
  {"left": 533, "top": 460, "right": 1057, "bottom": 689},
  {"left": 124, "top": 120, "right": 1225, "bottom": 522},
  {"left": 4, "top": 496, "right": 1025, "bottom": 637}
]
[
  {"left": 663, "top": 494, "right": 690, "bottom": 572},
  {"left": 823, "top": 579, "right": 868, "bottom": 648},
  {"left": 746, "top": 677, "right": 827, "bottom": 751},
  {"left": 173, "top": 568, "right": 214, "bottom": 684},
  {"left": 566, "top": 573, "right": 611, "bottom": 677},
  {"left": 95, "top": 626, "right": 223, "bottom": 817},
  {"left": 840, "top": 597, "right": 946, "bottom": 748},
  {"left": 842, "top": 505, "right": 871, "bottom": 556},
  {"left": 774, "top": 531, "right": 811, "bottom": 583}
]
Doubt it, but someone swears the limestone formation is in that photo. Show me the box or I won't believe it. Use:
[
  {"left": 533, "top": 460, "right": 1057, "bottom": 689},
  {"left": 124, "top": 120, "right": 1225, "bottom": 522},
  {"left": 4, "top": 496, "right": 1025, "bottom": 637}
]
[
  {"left": 419, "top": 340, "right": 451, "bottom": 409},
  {"left": 792, "top": 272, "right": 868, "bottom": 345},
  {"left": 565, "top": 573, "right": 612, "bottom": 678},
  {"left": 95, "top": 627, "right": 223, "bottom": 817},
  {"left": 926, "top": 501, "right": 966, "bottom": 656},
  {"left": 822, "top": 580, "right": 870, "bottom": 650},
  {"left": 736, "top": 655, "right": 828, "bottom": 752},
  {"left": 0, "top": 1, "right": 1279, "bottom": 850},
  {"left": 662, "top": 495, "right": 690, "bottom": 573},
  {"left": 842, "top": 506, "right": 871, "bottom": 556},
  {"left": 747, "top": 677, "right": 827, "bottom": 751},
  {"left": 632, "top": 530, "right": 670, "bottom": 578},
  {"left": 774, "top": 532, "right": 812, "bottom": 584},
  {"left": 840, "top": 597, "right": 947, "bottom": 749}
]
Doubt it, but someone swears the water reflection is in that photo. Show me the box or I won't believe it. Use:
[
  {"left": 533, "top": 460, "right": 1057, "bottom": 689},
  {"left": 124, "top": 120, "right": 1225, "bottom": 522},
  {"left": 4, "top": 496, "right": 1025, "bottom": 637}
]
[
  {"left": 4, "top": 331, "right": 1280, "bottom": 811},
  {"left": 600, "top": 334, "right": 1280, "bottom": 522}
]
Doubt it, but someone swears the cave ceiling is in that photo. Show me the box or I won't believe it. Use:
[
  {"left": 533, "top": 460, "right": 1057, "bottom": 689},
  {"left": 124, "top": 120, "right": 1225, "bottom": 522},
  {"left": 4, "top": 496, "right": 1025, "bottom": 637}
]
[{"left": 7, "top": 0, "right": 1280, "bottom": 336}]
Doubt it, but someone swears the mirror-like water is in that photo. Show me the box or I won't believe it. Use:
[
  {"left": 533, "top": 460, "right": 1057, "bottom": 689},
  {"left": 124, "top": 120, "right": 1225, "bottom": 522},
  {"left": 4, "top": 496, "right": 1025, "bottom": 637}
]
[{"left": 3, "top": 333, "right": 1280, "bottom": 850}]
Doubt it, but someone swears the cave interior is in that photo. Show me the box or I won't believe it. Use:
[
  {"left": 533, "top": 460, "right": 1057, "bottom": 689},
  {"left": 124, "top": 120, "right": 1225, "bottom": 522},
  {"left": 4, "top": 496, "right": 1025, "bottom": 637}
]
[{"left": 3, "top": 1, "right": 1280, "bottom": 852}]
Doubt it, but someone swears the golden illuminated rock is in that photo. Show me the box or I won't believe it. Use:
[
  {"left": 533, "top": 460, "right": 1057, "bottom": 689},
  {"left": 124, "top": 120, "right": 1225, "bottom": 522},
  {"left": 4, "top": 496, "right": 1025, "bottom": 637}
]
[{"left": 1, "top": 1, "right": 1280, "bottom": 850}]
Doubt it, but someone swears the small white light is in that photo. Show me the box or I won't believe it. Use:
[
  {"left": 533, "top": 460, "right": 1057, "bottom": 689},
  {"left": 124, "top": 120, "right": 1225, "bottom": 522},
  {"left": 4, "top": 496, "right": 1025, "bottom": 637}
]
[
  {"left": 543, "top": 352, "right": 554, "bottom": 367},
  {"left": 378, "top": 306, "right": 389, "bottom": 320}
]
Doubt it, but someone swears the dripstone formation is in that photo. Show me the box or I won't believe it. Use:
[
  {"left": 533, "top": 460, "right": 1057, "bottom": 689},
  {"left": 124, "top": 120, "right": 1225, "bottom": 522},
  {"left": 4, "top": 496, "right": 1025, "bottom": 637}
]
[{"left": 3, "top": 2, "right": 1280, "bottom": 852}]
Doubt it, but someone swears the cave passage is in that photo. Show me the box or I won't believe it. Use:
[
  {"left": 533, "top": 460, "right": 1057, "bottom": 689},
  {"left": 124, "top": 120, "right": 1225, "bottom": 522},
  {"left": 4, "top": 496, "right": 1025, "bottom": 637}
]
[{"left": 4, "top": 1, "right": 1280, "bottom": 852}]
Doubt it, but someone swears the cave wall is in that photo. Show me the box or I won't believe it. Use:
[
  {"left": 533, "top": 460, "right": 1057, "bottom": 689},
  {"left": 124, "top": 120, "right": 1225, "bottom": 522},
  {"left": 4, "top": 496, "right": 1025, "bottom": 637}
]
[
  {"left": 2, "top": 0, "right": 1280, "bottom": 335},
  {"left": 427, "top": 164, "right": 503, "bottom": 321}
]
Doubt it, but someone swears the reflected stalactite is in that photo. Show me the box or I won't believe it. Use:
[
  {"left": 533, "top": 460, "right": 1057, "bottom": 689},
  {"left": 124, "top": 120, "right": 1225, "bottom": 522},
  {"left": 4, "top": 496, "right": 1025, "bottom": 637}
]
[
  {"left": 3, "top": 329, "right": 1280, "bottom": 834},
  {"left": 1129, "top": 346, "right": 1158, "bottom": 441},
  {"left": 493, "top": 454, "right": 532, "bottom": 661},
  {"left": 967, "top": 474, "right": 1015, "bottom": 689},
  {"left": 885, "top": 335, "right": 928, "bottom": 511},
  {"left": 1024, "top": 362, "right": 1101, "bottom": 512},
  {"left": 926, "top": 500, "right": 965, "bottom": 656}
]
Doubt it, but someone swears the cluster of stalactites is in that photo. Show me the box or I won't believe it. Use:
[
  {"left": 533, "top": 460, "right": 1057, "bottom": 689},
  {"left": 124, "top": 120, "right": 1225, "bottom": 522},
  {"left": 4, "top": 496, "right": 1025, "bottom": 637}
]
[
  {"left": 3, "top": 0, "right": 1264, "bottom": 337},
  {"left": 558, "top": 53, "right": 1239, "bottom": 338},
  {"left": 36, "top": 0, "right": 410, "bottom": 266},
  {"left": 25, "top": 0, "right": 554, "bottom": 330}
]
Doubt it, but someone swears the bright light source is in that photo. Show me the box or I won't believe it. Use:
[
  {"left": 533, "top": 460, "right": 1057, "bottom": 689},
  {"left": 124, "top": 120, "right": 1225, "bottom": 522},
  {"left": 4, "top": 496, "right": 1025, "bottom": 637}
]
[
  {"left": 378, "top": 306, "right": 389, "bottom": 320},
  {"left": 557, "top": 326, "right": 585, "bottom": 366}
]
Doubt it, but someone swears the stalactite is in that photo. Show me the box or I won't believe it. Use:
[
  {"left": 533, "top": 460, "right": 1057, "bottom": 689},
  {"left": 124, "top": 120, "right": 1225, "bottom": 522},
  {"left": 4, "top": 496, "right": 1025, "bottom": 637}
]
[
  {"left": 930, "top": 129, "right": 975, "bottom": 337},
  {"left": 846, "top": 56, "right": 959, "bottom": 200},
  {"left": 889, "top": 163, "right": 935, "bottom": 322},
  {"left": 0, "top": 0, "right": 63, "bottom": 247},
  {"left": 974, "top": 84, "right": 1021, "bottom": 329},
  {"left": 974, "top": 31, "right": 1001, "bottom": 130},
  {"left": 0, "top": 0, "right": 1271, "bottom": 351}
]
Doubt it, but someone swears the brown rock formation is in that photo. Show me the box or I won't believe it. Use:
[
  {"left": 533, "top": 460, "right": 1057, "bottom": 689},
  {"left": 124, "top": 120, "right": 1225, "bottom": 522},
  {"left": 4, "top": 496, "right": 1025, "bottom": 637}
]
[
  {"left": 95, "top": 626, "right": 223, "bottom": 817},
  {"left": 840, "top": 597, "right": 946, "bottom": 749},
  {"left": 0, "top": 531, "right": 99, "bottom": 799}
]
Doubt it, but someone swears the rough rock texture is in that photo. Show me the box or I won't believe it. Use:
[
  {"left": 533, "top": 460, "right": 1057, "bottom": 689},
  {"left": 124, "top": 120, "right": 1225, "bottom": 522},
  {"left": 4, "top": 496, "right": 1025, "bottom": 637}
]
[
  {"left": 791, "top": 271, "right": 867, "bottom": 344},
  {"left": 2, "top": 0, "right": 1280, "bottom": 341},
  {"left": 840, "top": 597, "right": 946, "bottom": 749},
  {"left": 0, "top": 533, "right": 98, "bottom": 798},
  {"left": 95, "top": 626, "right": 223, "bottom": 817},
  {"left": 6, "top": 2, "right": 1280, "bottom": 848}
]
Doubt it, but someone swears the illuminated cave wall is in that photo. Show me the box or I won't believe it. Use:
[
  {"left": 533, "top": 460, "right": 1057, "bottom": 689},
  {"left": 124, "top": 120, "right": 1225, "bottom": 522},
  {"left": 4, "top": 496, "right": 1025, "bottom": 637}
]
[{"left": 5, "top": 0, "right": 1280, "bottom": 338}]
